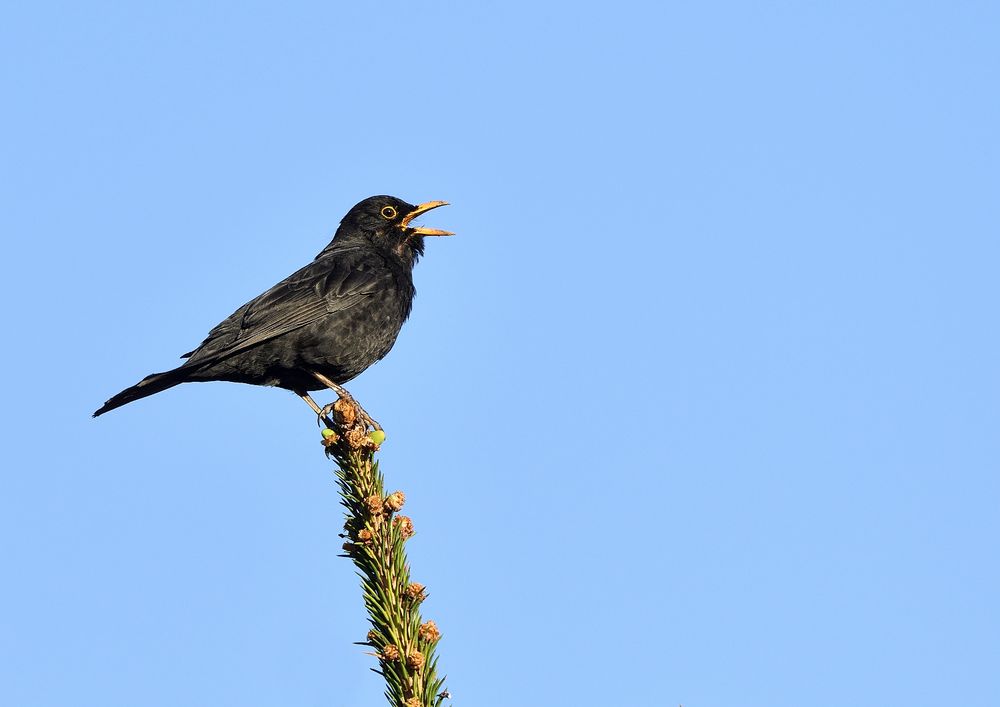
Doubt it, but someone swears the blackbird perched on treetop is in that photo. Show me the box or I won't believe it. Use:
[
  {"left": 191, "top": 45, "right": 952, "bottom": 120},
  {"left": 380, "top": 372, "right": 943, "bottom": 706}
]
[{"left": 93, "top": 196, "right": 452, "bottom": 428}]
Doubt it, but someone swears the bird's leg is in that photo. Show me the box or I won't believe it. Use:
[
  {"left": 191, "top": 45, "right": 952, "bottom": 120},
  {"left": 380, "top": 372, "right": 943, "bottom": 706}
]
[
  {"left": 311, "top": 371, "right": 382, "bottom": 431},
  {"left": 298, "top": 391, "right": 335, "bottom": 428}
]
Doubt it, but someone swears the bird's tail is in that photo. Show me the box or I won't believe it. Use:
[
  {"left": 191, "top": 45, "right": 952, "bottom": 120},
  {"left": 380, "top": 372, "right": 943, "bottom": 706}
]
[{"left": 93, "top": 368, "right": 189, "bottom": 417}]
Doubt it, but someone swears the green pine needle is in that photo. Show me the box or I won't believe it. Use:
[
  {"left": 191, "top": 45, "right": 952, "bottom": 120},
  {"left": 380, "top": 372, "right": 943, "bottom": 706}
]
[{"left": 324, "top": 422, "right": 449, "bottom": 707}]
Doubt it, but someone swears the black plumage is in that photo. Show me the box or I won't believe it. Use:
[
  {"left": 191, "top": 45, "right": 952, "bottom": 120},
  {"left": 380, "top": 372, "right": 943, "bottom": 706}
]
[{"left": 94, "top": 195, "right": 451, "bottom": 425}]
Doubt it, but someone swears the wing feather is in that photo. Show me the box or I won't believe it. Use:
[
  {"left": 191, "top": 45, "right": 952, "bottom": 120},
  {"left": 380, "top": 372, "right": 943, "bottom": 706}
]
[{"left": 182, "top": 245, "right": 389, "bottom": 366}]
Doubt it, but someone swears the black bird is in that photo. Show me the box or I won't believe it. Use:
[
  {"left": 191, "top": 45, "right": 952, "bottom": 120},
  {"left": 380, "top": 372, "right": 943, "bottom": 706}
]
[{"left": 93, "top": 196, "right": 452, "bottom": 427}]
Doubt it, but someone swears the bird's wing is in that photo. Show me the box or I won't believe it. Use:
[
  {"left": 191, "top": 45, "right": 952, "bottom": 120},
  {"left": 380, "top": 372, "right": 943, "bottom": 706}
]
[{"left": 182, "top": 246, "right": 391, "bottom": 366}]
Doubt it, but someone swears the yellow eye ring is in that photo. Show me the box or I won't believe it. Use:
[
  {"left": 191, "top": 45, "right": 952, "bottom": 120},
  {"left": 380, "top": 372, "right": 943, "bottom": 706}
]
[{"left": 381, "top": 206, "right": 397, "bottom": 219}]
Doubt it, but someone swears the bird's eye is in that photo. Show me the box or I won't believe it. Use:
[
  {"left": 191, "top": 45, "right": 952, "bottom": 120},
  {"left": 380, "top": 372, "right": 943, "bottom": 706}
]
[{"left": 381, "top": 206, "right": 397, "bottom": 220}]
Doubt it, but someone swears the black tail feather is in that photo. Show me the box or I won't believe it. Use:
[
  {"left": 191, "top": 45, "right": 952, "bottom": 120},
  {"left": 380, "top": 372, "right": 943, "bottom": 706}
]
[{"left": 93, "top": 369, "right": 188, "bottom": 417}]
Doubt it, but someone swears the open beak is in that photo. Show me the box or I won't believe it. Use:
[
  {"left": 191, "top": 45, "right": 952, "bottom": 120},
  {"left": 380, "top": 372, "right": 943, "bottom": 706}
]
[{"left": 400, "top": 200, "right": 453, "bottom": 236}]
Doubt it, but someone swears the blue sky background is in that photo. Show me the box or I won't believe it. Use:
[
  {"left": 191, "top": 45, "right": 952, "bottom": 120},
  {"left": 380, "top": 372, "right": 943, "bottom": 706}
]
[{"left": 2, "top": 2, "right": 998, "bottom": 706}]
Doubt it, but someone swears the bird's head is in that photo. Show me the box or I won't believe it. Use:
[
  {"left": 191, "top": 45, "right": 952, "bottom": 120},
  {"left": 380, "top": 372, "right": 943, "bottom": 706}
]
[{"left": 337, "top": 195, "right": 452, "bottom": 265}]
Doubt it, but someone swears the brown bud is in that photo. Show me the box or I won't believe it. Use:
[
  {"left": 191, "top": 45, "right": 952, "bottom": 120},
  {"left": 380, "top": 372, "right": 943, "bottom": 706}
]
[
  {"left": 366, "top": 495, "right": 384, "bottom": 517},
  {"left": 406, "top": 650, "right": 425, "bottom": 671},
  {"left": 403, "top": 699, "right": 421, "bottom": 707},
  {"left": 332, "top": 398, "right": 356, "bottom": 426},
  {"left": 384, "top": 491, "right": 406, "bottom": 512},
  {"left": 366, "top": 630, "right": 379, "bottom": 644},
  {"left": 418, "top": 620, "right": 441, "bottom": 643},
  {"left": 380, "top": 644, "right": 400, "bottom": 661},
  {"left": 343, "top": 425, "right": 369, "bottom": 450},
  {"left": 341, "top": 542, "right": 354, "bottom": 553},
  {"left": 404, "top": 582, "right": 426, "bottom": 603},
  {"left": 357, "top": 528, "right": 373, "bottom": 544},
  {"left": 393, "top": 515, "right": 415, "bottom": 539}
]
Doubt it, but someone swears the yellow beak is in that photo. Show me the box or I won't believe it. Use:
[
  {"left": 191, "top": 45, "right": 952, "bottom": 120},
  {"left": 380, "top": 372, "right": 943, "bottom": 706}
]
[{"left": 400, "top": 200, "right": 453, "bottom": 236}]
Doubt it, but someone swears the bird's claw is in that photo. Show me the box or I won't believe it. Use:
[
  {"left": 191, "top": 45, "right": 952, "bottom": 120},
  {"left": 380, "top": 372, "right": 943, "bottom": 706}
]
[
  {"left": 358, "top": 408, "right": 382, "bottom": 433},
  {"left": 319, "top": 397, "right": 381, "bottom": 433},
  {"left": 317, "top": 404, "right": 336, "bottom": 429}
]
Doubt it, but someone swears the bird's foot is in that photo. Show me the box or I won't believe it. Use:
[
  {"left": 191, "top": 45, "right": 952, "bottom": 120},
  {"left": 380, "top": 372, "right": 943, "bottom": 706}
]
[
  {"left": 316, "top": 408, "right": 336, "bottom": 429},
  {"left": 319, "top": 393, "right": 382, "bottom": 433},
  {"left": 318, "top": 395, "right": 385, "bottom": 453},
  {"left": 310, "top": 372, "right": 382, "bottom": 432},
  {"left": 298, "top": 392, "right": 336, "bottom": 429}
]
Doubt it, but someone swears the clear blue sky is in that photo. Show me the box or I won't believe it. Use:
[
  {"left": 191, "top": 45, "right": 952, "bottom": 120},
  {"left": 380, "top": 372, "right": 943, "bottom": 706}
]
[{"left": 2, "top": 2, "right": 997, "bottom": 706}]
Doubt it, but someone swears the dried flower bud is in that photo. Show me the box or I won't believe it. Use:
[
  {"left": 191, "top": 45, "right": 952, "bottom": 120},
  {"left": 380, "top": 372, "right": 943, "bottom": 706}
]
[
  {"left": 366, "top": 495, "right": 384, "bottom": 517},
  {"left": 337, "top": 424, "right": 367, "bottom": 450},
  {"left": 380, "top": 644, "right": 400, "bottom": 661},
  {"left": 357, "top": 528, "right": 373, "bottom": 544},
  {"left": 366, "top": 630, "right": 379, "bottom": 644},
  {"left": 384, "top": 491, "right": 406, "bottom": 512},
  {"left": 406, "top": 650, "right": 425, "bottom": 671},
  {"left": 404, "top": 582, "right": 426, "bottom": 602},
  {"left": 341, "top": 542, "right": 354, "bottom": 553},
  {"left": 418, "top": 620, "right": 441, "bottom": 643},
  {"left": 404, "top": 699, "right": 421, "bottom": 707},
  {"left": 332, "top": 398, "right": 356, "bottom": 426},
  {"left": 393, "top": 515, "right": 415, "bottom": 539}
]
